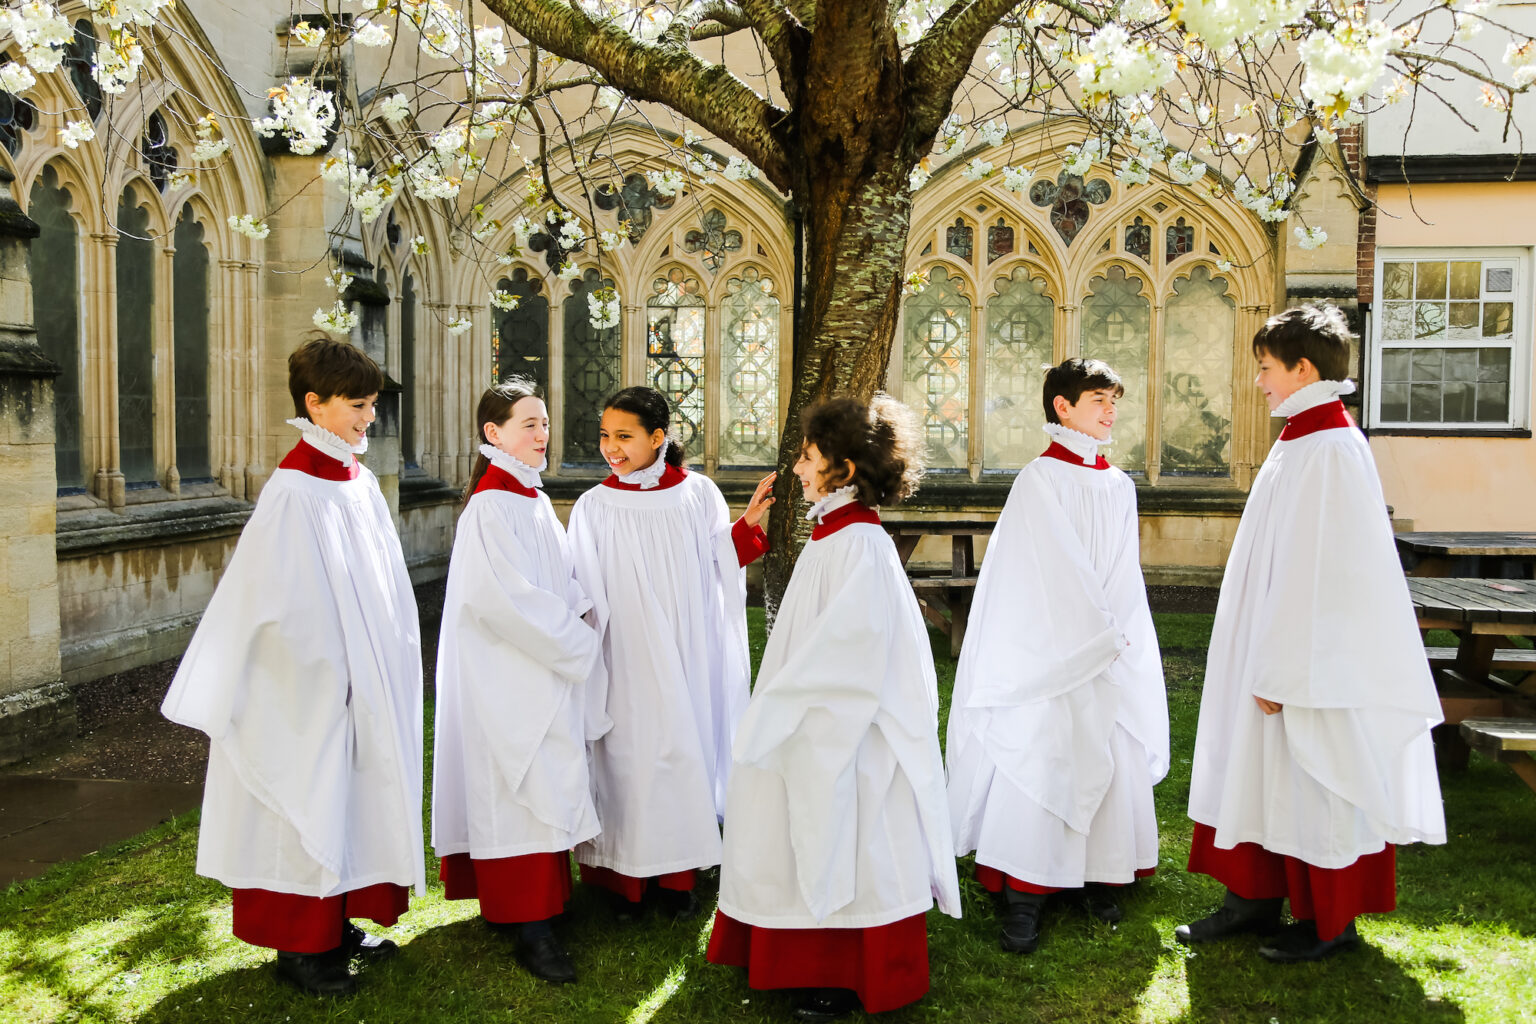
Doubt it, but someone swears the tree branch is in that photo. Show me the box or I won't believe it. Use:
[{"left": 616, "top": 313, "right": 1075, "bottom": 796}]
[
  {"left": 663, "top": 1, "right": 751, "bottom": 47},
  {"left": 738, "top": 0, "right": 809, "bottom": 89},
  {"left": 902, "top": 0, "right": 1024, "bottom": 142},
  {"left": 485, "top": 0, "right": 794, "bottom": 189}
]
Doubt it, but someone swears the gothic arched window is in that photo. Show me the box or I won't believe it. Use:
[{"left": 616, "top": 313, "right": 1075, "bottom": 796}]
[
  {"left": 984, "top": 268, "right": 1054, "bottom": 470},
  {"left": 562, "top": 268, "right": 621, "bottom": 466},
  {"left": 493, "top": 266, "right": 548, "bottom": 388},
  {"left": 116, "top": 189, "right": 156, "bottom": 485},
  {"left": 720, "top": 268, "right": 779, "bottom": 466},
  {"left": 1162, "top": 267, "right": 1235, "bottom": 475},
  {"left": 646, "top": 268, "right": 706, "bottom": 455},
  {"left": 903, "top": 266, "right": 970, "bottom": 470},
  {"left": 28, "top": 167, "right": 83, "bottom": 490},
  {"left": 1082, "top": 266, "right": 1151, "bottom": 474},
  {"left": 172, "top": 206, "right": 211, "bottom": 481}
]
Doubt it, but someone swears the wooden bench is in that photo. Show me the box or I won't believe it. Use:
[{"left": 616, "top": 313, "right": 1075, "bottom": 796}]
[
  {"left": 1425, "top": 647, "right": 1536, "bottom": 674},
  {"left": 1459, "top": 717, "right": 1536, "bottom": 794},
  {"left": 884, "top": 520, "right": 994, "bottom": 657}
]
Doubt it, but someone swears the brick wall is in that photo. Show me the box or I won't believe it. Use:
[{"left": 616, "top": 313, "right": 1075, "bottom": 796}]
[{"left": 1340, "top": 126, "right": 1379, "bottom": 304}]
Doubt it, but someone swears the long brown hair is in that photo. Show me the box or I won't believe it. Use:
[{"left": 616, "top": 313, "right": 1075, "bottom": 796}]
[
  {"left": 462, "top": 376, "right": 541, "bottom": 504},
  {"left": 801, "top": 394, "right": 925, "bottom": 507}
]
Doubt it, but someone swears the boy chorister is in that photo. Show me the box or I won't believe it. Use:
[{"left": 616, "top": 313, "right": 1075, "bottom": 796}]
[
  {"left": 161, "top": 338, "right": 424, "bottom": 995},
  {"left": 947, "top": 358, "right": 1168, "bottom": 954},
  {"left": 709, "top": 396, "right": 961, "bottom": 1020},
  {"left": 1178, "top": 305, "right": 1445, "bottom": 962},
  {"left": 432, "top": 380, "right": 601, "bottom": 984}
]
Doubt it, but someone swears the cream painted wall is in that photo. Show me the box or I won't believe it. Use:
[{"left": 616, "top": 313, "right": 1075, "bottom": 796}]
[{"left": 1368, "top": 183, "right": 1536, "bottom": 530}]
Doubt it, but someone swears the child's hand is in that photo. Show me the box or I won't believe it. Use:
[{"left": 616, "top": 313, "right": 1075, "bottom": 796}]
[
  {"left": 743, "top": 472, "right": 777, "bottom": 528},
  {"left": 1253, "top": 696, "right": 1283, "bottom": 715}
]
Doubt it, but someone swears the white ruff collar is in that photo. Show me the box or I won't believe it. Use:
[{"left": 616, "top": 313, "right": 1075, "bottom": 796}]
[
  {"left": 1273, "top": 378, "right": 1357, "bottom": 419},
  {"left": 287, "top": 417, "right": 365, "bottom": 464},
  {"left": 806, "top": 484, "right": 859, "bottom": 523},
  {"left": 616, "top": 438, "right": 671, "bottom": 489},
  {"left": 479, "top": 442, "right": 544, "bottom": 489},
  {"left": 1043, "top": 422, "right": 1108, "bottom": 465}
]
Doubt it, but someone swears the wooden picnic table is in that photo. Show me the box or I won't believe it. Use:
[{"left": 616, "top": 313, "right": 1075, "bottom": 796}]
[
  {"left": 1407, "top": 576, "right": 1536, "bottom": 770},
  {"left": 1396, "top": 531, "right": 1536, "bottom": 579},
  {"left": 883, "top": 519, "right": 995, "bottom": 656}
]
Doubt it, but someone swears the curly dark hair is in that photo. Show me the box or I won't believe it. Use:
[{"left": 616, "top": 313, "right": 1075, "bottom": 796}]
[{"left": 800, "top": 394, "right": 926, "bottom": 507}]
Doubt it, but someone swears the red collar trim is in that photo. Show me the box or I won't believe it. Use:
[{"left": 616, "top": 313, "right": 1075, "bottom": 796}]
[
  {"left": 474, "top": 463, "right": 538, "bottom": 498},
  {"left": 602, "top": 463, "right": 688, "bottom": 491},
  {"left": 1280, "top": 400, "right": 1355, "bottom": 440},
  {"left": 811, "top": 502, "right": 881, "bottom": 540},
  {"left": 1040, "top": 441, "right": 1109, "bottom": 470},
  {"left": 279, "top": 440, "right": 360, "bottom": 481}
]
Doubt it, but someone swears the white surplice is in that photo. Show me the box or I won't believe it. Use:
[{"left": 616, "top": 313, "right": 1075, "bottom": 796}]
[
  {"left": 566, "top": 468, "right": 751, "bottom": 877},
  {"left": 162, "top": 426, "right": 426, "bottom": 898},
  {"left": 718, "top": 498, "right": 962, "bottom": 928},
  {"left": 431, "top": 453, "right": 603, "bottom": 861},
  {"left": 948, "top": 426, "right": 1169, "bottom": 888},
  {"left": 1188, "top": 381, "right": 1446, "bottom": 867}
]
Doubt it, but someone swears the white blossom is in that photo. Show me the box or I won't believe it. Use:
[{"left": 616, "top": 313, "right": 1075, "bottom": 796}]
[
  {"left": 645, "top": 168, "right": 685, "bottom": 197},
  {"left": 1216, "top": 259, "right": 1234, "bottom": 272},
  {"left": 1002, "top": 165, "right": 1034, "bottom": 192},
  {"left": 191, "top": 115, "right": 231, "bottom": 161},
  {"left": 92, "top": 37, "right": 146, "bottom": 94},
  {"left": 351, "top": 187, "right": 388, "bottom": 223},
  {"left": 471, "top": 218, "right": 500, "bottom": 242},
  {"left": 1298, "top": 21, "right": 1390, "bottom": 113},
  {"left": 0, "top": 61, "right": 36, "bottom": 95},
  {"left": 254, "top": 78, "right": 337, "bottom": 155},
  {"left": 557, "top": 261, "right": 583, "bottom": 282},
  {"left": 1077, "top": 24, "right": 1175, "bottom": 98},
  {"left": 962, "top": 157, "right": 994, "bottom": 181},
  {"left": 1225, "top": 132, "right": 1258, "bottom": 156},
  {"left": 935, "top": 112, "right": 968, "bottom": 154},
  {"left": 1167, "top": 151, "right": 1206, "bottom": 185},
  {"left": 60, "top": 119, "right": 95, "bottom": 149},
  {"left": 490, "top": 289, "right": 519, "bottom": 312},
  {"left": 291, "top": 20, "right": 325, "bottom": 47},
  {"left": 723, "top": 156, "right": 757, "bottom": 181},
  {"left": 1, "top": 2, "right": 72, "bottom": 74},
  {"left": 325, "top": 268, "right": 355, "bottom": 292},
  {"left": 446, "top": 317, "right": 473, "bottom": 335},
  {"left": 1116, "top": 154, "right": 1151, "bottom": 186},
  {"left": 313, "top": 302, "right": 359, "bottom": 335},
  {"left": 473, "top": 25, "right": 508, "bottom": 67},
  {"left": 1294, "top": 225, "right": 1327, "bottom": 250},
  {"left": 599, "top": 229, "right": 626, "bottom": 252},
  {"left": 381, "top": 93, "right": 411, "bottom": 126},
  {"left": 975, "top": 119, "right": 1008, "bottom": 147},
  {"left": 411, "top": 235, "right": 430, "bottom": 255},
  {"left": 353, "top": 18, "right": 392, "bottom": 47},
  {"left": 902, "top": 269, "right": 929, "bottom": 295},
  {"left": 587, "top": 288, "right": 620, "bottom": 330},
  {"left": 908, "top": 161, "right": 932, "bottom": 191},
  {"left": 227, "top": 214, "right": 271, "bottom": 241}
]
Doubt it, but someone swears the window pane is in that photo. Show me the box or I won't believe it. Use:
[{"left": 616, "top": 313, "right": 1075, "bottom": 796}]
[
  {"left": 1449, "top": 261, "right": 1481, "bottom": 300},
  {"left": 1381, "top": 347, "right": 1412, "bottom": 382},
  {"left": 494, "top": 267, "right": 549, "bottom": 389},
  {"left": 1381, "top": 262, "right": 1413, "bottom": 300},
  {"left": 562, "top": 269, "right": 621, "bottom": 466},
  {"left": 1447, "top": 302, "right": 1480, "bottom": 339},
  {"left": 1409, "top": 382, "right": 1441, "bottom": 422},
  {"left": 1443, "top": 348, "right": 1478, "bottom": 382},
  {"left": 1477, "top": 346, "right": 1510, "bottom": 382},
  {"left": 1410, "top": 348, "right": 1443, "bottom": 381},
  {"left": 1483, "top": 302, "right": 1513, "bottom": 337},
  {"left": 646, "top": 269, "right": 706, "bottom": 458},
  {"left": 983, "top": 268, "right": 1053, "bottom": 470},
  {"left": 719, "top": 269, "right": 779, "bottom": 466},
  {"left": 1415, "top": 261, "right": 1447, "bottom": 299},
  {"left": 1380, "top": 382, "right": 1409, "bottom": 421},
  {"left": 117, "top": 192, "right": 155, "bottom": 485},
  {"left": 172, "top": 206, "right": 211, "bottom": 481},
  {"left": 1081, "top": 265, "right": 1150, "bottom": 473},
  {"left": 1475, "top": 381, "right": 1509, "bottom": 422},
  {"left": 1442, "top": 380, "right": 1474, "bottom": 421},
  {"left": 28, "top": 166, "right": 84, "bottom": 490},
  {"left": 1381, "top": 301, "right": 1413, "bottom": 341},
  {"left": 1161, "top": 267, "right": 1233, "bottom": 475},
  {"left": 903, "top": 266, "right": 970, "bottom": 470},
  {"left": 1414, "top": 301, "right": 1446, "bottom": 339}
]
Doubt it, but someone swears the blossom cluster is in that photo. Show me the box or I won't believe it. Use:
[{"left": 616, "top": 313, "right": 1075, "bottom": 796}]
[
  {"left": 192, "top": 115, "right": 231, "bottom": 162},
  {"left": 587, "top": 287, "right": 621, "bottom": 330},
  {"left": 313, "top": 302, "right": 359, "bottom": 336},
  {"left": 227, "top": 214, "right": 270, "bottom": 241},
  {"left": 254, "top": 77, "right": 337, "bottom": 156}
]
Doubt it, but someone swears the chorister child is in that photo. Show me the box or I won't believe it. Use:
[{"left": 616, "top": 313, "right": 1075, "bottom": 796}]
[
  {"left": 1178, "top": 305, "right": 1445, "bottom": 962},
  {"left": 708, "top": 395, "right": 961, "bottom": 1021},
  {"left": 432, "top": 379, "right": 602, "bottom": 984},
  {"left": 947, "top": 358, "right": 1169, "bottom": 955},
  {"left": 161, "top": 338, "right": 425, "bottom": 996},
  {"left": 566, "top": 386, "right": 775, "bottom": 918}
]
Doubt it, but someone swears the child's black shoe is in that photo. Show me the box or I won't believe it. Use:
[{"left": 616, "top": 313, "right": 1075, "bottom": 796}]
[
  {"left": 275, "top": 948, "right": 356, "bottom": 996},
  {"left": 1258, "top": 920, "right": 1360, "bottom": 963},
  {"left": 793, "top": 988, "right": 860, "bottom": 1021}
]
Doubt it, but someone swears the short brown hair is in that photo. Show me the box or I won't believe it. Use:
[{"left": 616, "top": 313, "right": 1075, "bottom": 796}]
[
  {"left": 1251, "top": 305, "right": 1352, "bottom": 381},
  {"left": 462, "top": 376, "right": 541, "bottom": 504},
  {"left": 288, "top": 337, "right": 384, "bottom": 418},
  {"left": 1043, "top": 358, "right": 1125, "bottom": 424},
  {"left": 801, "top": 394, "right": 925, "bottom": 507}
]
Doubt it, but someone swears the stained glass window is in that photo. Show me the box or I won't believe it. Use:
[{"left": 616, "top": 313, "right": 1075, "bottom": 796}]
[
  {"left": 64, "top": 20, "right": 102, "bottom": 120},
  {"left": 903, "top": 266, "right": 970, "bottom": 470},
  {"left": 946, "top": 218, "right": 974, "bottom": 262},
  {"left": 142, "top": 111, "right": 178, "bottom": 193},
  {"left": 1162, "top": 267, "right": 1233, "bottom": 475},
  {"left": 400, "top": 274, "right": 417, "bottom": 468},
  {"left": 984, "top": 268, "right": 1054, "bottom": 470},
  {"left": 1081, "top": 266, "right": 1150, "bottom": 473},
  {"left": 493, "top": 267, "right": 548, "bottom": 388},
  {"left": 646, "top": 269, "right": 706, "bottom": 456},
  {"left": 720, "top": 268, "right": 779, "bottom": 466},
  {"left": 1376, "top": 253, "right": 1522, "bottom": 427},
  {"left": 1166, "top": 217, "right": 1195, "bottom": 262},
  {"left": 172, "top": 206, "right": 211, "bottom": 481},
  {"left": 562, "top": 269, "right": 621, "bottom": 465},
  {"left": 683, "top": 208, "right": 742, "bottom": 273},
  {"left": 1030, "top": 170, "right": 1111, "bottom": 245},
  {"left": 117, "top": 190, "right": 156, "bottom": 485},
  {"left": 1125, "top": 217, "right": 1151, "bottom": 262},
  {"left": 29, "top": 166, "right": 83, "bottom": 491},
  {"left": 987, "top": 218, "right": 1015, "bottom": 263},
  {"left": 0, "top": 88, "right": 35, "bottom": 157},
  {"left": 594, "top": 172, "right": 674, "bottom": 243}
]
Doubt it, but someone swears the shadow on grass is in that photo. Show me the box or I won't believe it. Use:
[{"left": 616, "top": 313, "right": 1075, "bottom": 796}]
[{"left": 1180, "top": 931, "right": 1466, "bottom": 1023}]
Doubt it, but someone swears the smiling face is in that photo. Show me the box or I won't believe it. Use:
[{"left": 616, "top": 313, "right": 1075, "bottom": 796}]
[
  {"left": 1053, "top": 387, "right": 1119, "bottom": 441},
  {"left": 1254, "top": 348, "right": 1320, "bottom": 412},
  {"left": 793, "top": 441, "right": 852, "bottom": 503},
  {"left": 599, "top": 407, "right": 666, "bottom": 475},
  {"left": 485, "top": 395, "right": 549, "bottom": 468},
  {"left": 306, "top": 391, "right": 377, "bottom": 447}
]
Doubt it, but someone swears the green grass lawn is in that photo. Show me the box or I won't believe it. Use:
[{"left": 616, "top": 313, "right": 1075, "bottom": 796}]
[{"left": 4, "top": 611, "right": 1535, "bottom": 1023}]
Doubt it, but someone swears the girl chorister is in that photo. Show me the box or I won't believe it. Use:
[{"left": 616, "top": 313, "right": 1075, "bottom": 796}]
[
  {"left": 432, "top": 379, "right": 602, "bottom": 985},
  {"left": 708, "top": 396, "right": 961, "bottom": 1020},
  {"left": 566, "top": 386, "right": 775, "bottom": 918}
]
